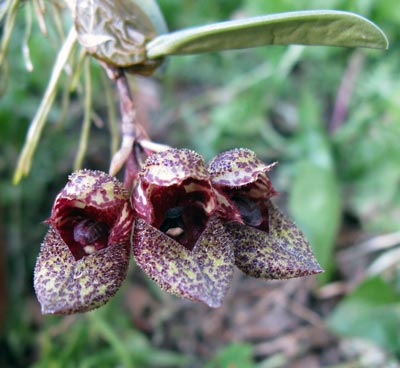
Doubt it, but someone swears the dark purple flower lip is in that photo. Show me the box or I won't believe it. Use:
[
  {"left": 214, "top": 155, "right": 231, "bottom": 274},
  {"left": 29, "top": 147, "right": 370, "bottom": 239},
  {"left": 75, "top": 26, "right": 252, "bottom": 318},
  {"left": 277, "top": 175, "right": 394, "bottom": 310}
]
[
  {"left": 157, "top": 204, "right": 208, "bottom": 251},
  {"left": 230, "top": 195, "right": 263, "bottom": 227},
  {"left": 73, "top": 218, "right": 109, "bottom": 252},
  {"left": 217, "top": 182, "right": 273, "bottom": 232},
  {"left": 47, "top": 208, "right": 111, "bottom": 260}
]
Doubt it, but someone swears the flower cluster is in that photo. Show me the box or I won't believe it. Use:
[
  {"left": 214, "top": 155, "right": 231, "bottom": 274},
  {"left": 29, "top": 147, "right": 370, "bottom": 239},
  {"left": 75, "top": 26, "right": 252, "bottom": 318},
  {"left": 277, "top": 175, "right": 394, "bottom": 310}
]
[{"left": 34, "top": 148, "right": 322, "bottom": 314}]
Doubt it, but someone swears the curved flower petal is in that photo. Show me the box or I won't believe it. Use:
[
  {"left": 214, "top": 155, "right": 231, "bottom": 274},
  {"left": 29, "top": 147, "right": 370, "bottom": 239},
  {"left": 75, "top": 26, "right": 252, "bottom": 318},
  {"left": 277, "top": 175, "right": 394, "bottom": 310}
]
[
  {"left": 208, "top": 148, "right": 277, "bottom": 189},
  {"left": 228, "top": 201, "right": 323, "bottom": 279},
  {"left": 133, "top": 216, "right": 234, "bottom": 307},
  {"left": 138, "top": 147, "right": 210, "bottom": 187},
  {"left": 34, "top": 225, "right": 131, "bottom": 314}
]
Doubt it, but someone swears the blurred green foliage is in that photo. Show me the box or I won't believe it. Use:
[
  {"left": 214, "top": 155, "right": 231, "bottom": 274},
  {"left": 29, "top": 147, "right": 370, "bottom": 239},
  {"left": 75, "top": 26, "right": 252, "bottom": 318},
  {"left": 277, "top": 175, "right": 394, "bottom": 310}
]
[
  {"left": 328, "top": 276, "right": 400, "bottom": 353},
  {"left": 205, "top": 343, "right": 254, "bottom": 368},
  {"left": 31, "top": 292, "right": 189, "bottom": 368},
  {"left": 1, "top": 0, "right": 399, "bottom": 366}
]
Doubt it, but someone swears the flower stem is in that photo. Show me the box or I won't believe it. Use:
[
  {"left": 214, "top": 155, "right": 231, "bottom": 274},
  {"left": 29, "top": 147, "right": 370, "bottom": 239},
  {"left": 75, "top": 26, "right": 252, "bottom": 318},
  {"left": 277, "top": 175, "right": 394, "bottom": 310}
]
[{"left": 107, "top": 67, "right": 149, "bottom": 176}]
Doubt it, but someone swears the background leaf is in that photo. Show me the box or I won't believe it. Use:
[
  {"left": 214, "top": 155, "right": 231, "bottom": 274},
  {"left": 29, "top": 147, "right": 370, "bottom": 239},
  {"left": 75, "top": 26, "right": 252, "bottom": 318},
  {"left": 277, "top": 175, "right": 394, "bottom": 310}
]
[
  {"left": 206, "top": 343, "right": 255, "bottom": 368},
  {"left": 288, "top": 92, "right": 342, "bottom": 282},
  {"left": 147, "top": 10, "right": 388, "bottom": 58},
  {"left": 134, "top": 0, "right": 169, "bottom": 35},
  {"left": 327, "top": 276, "right": 400, "bottom": 353}
]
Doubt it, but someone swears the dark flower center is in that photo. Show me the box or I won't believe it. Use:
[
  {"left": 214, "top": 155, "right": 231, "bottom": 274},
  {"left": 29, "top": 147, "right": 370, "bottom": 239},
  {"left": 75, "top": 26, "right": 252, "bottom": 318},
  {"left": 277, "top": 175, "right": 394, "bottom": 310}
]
[
  {"left": 160, "top": 206, "right": 185, "bottom": 237},
  {"left": 149, "top": 179, "right": 212, "bottom": 250},
  {"left": 158, "top": 204, "right": 207, "bottom": 250},
  {"left": 69, "top": 218, "right": 110, "bottom": 257},
  {"left": 74, "top": 219, "right": 109, "bottom": 245},
  {"left": 231, "top": 195, "right": 263, "bottom": 227}
]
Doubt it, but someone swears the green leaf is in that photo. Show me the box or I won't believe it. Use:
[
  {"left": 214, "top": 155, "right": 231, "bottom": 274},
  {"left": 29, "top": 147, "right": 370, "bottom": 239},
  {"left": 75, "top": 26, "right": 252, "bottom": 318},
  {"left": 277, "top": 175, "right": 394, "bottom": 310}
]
[
  {"left": 288, "top": 91, "right": 341, "bottom": 282},
  {"left": 134, "top": 0, "right": 168, "bottom": 35},
  {"left": 206, "top": 343, "right": 255, "bottom": 368},
  {"left": 133, "top": 216, "right": 234, "bottom": 308},
  {"left": 147, "top": 10, "right": 388, "bottom": 59},
  {"left": 289, "top": 161, "right": 341, "bottom": 282},
  {"left": 327, "top": 276, "right": 400, "bottom": 353}
]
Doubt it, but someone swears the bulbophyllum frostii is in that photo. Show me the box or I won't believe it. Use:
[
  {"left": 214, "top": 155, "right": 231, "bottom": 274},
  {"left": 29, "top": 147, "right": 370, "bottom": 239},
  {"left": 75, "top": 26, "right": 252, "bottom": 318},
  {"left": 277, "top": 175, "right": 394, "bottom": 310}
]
[
  {"left": 34, "top": 144, "right": 323, "bottom": 313},
  {"left": 38, "top": 0, "right": 399, "bottom": 314}
]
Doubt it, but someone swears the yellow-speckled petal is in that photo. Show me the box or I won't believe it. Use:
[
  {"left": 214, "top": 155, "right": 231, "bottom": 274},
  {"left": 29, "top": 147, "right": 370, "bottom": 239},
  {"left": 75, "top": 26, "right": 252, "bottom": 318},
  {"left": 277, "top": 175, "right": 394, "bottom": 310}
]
[
  {"left": 229, "top": 201, "right": 323, "bottom": 279},
  {"left": 133, "top": 216, "right": 234, "bottom": 307},
  {"left": 139, "top": 148, "right": 209, "bottom": 186},
  {"left": 208, "top": 148, "right": 277, "bottom": 187},
  {"left": 57, "top": 169, "right": 129, "bottom": 210},
  {"left": 34, "top": 226, "right": 130, "bottom": 314}
]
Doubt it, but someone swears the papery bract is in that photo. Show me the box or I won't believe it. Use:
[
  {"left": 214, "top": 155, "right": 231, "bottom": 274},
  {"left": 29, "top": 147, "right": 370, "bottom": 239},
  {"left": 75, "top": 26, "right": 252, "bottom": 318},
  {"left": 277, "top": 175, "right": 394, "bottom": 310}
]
[
  {"left": 208, "top": 148, "right": 323, "bottom": 279},
  {"left": 133, "top": 148, "right": 234, "bottom": 307},
  {"left": 34, "top": 170, "right": 134, "bottom": 314},
  {"left": 75, "top": 0, "right": 167, "bottom": 75}
]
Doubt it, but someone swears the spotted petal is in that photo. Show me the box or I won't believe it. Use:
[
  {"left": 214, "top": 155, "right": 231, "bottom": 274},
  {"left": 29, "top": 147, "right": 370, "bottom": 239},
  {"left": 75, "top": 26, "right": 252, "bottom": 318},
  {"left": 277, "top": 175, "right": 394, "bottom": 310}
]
[
  {"left": 34, "top": 225, "right": 131, "bottom": 314},
  {"left": 208, "top": 148, "right": 276, "bottom": 189},
  {"left": 228, "top": 201, "right": 323, "bottom": 279},
  {"left": 138, "top": 148, "right": 210, "bottom": 187},
  {"left": 133, "top": 216, "right": 234, "bottom": 307}
]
